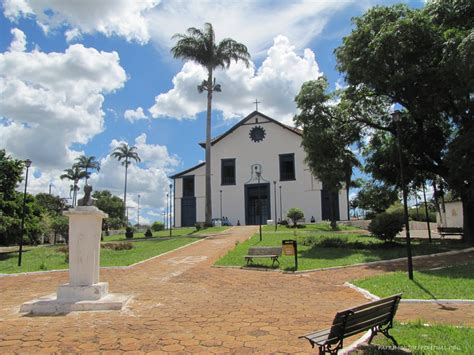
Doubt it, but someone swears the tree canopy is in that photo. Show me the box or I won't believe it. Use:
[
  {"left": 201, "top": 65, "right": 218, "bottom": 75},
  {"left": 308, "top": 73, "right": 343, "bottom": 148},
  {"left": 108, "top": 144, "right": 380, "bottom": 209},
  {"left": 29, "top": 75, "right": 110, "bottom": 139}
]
[
  {"left": 294, "top": 77, "right": 360, "bottom": 228},
  {"left": 334, "top": 1, "right": 474, "bottom": 243}
]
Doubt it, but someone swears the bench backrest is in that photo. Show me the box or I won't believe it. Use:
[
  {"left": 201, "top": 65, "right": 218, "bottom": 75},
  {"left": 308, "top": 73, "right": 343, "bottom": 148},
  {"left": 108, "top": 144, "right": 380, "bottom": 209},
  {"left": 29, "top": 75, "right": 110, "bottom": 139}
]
[
  {"left": 248, "top": 247, "right": 282, "bottom": 256},
  {"left": 327, "top": 294, "right": 402, "bottom": 342}
]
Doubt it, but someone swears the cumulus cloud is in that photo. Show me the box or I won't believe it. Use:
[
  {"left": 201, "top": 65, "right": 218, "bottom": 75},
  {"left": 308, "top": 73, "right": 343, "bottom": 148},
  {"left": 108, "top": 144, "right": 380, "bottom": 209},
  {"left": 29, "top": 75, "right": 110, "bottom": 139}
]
[
  {"left": 124, "top": 107, "right": 148, "bottom": 122},
  {"left": 89, "top": 135, "right": 180, "bottom": 217},
  {"left": 149, "top": 35, "right": 322, "bottom": 124},
  {"left": 8, "top": 28, "right": 26, "bottom": 52},
  {"left": 3, "top": 0, "right": 159, "bottom": 44},
  {"left": 148, "top": 0, "right": 359, "bottom": 56},
  {"left": 0, "top": 32, "right": 127, "bottom": 169}
]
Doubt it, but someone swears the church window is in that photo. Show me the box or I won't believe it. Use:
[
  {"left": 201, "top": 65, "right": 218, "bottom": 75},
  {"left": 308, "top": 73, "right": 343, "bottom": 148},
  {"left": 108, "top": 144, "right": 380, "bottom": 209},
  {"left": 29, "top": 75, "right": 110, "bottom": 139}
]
[
  {"left": 279, "top": 154, "right": 295, "bottom": 181},
  {"left": 221, "top": 159, "right": 236, "bottom": 185},
  {"left": 182, "top": 176, "right": 195, "bottom": 197}
]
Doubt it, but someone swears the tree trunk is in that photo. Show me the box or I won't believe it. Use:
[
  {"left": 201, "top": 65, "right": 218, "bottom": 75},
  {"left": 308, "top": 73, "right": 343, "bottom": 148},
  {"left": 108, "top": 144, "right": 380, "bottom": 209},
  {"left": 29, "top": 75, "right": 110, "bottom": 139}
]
[
  {"left": 461, "top": 192, "right": 474, "bottom": 245},
  {"left": 346, "top": 179, "right": 350, "bottom": 221},
  {"left": 329, "top": 191, "right": 337, "bottom": 230},
  {"left": 123, "top": 160, "right": 128, "bottom": 224},
  {"left": 205, "top": 69, "right": 213, "bottom": 226}
]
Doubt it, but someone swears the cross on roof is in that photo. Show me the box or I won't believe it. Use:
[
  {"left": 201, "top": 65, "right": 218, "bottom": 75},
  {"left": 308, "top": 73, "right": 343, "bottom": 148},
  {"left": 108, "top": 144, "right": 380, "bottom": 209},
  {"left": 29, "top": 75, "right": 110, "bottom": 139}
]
[{"left": 253, "top": 98, "right": 261, "bottom": 112}]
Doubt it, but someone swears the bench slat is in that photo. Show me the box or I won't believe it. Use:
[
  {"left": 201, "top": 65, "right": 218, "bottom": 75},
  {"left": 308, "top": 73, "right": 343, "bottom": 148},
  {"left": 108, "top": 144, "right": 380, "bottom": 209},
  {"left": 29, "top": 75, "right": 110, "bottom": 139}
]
[
  {"left": 348, "top": 294, "right": 401, "bottom": 313},
  {"left": 345, "top": 303, "right": 396, "bottom": 328},
  {"left": 344, "top": 313, "right": 394, "bottom": 336}
]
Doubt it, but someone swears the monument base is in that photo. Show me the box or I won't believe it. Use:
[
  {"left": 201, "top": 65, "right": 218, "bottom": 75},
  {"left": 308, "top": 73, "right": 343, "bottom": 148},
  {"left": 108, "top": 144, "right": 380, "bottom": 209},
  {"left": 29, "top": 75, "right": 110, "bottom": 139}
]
[
  {"left": 57, "top": 282, "right": 108, "bottom": 301},
  {"left": 20, "top": 292, "right": 130, "bottom": 315}
]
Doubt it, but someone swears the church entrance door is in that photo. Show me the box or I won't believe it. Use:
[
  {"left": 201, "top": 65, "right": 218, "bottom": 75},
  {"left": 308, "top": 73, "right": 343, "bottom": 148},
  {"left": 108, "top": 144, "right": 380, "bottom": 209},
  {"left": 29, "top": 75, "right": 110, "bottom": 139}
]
[
  {"left": 245, "top": 183, "right": 271, "bottom": 225},
  {"left": 181, "top": 197, "right": 196, "bottom": 227}
]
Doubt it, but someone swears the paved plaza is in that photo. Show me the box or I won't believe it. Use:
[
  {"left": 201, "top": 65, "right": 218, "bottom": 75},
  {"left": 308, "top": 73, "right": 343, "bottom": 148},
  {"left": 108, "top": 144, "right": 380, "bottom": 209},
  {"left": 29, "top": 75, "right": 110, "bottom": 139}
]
[{"left": 1, "top": 226, "right": 473, "bottom": 353}]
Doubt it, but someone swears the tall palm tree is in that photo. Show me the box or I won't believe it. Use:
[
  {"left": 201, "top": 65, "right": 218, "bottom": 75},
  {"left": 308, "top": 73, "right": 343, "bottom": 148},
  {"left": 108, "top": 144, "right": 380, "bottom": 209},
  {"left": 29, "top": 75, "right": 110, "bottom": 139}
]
[
  {"left": 60, "top": 165, "right": 87, "bottom": 207},
  {"left": 75, "top": 155, "right": 100, "bottom": 185},
  {"left": 171, "top": 23, "right": 251, "bottom": 225},
  {"left": 111, "top": 143, "right": 141, "bottom": 222}
]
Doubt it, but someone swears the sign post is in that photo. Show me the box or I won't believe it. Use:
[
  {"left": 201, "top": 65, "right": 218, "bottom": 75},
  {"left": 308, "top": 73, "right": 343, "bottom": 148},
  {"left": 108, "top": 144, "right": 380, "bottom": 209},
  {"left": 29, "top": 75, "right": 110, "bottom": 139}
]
[{"left": 282, "top": 240, "right": 298, "bottom": 271}]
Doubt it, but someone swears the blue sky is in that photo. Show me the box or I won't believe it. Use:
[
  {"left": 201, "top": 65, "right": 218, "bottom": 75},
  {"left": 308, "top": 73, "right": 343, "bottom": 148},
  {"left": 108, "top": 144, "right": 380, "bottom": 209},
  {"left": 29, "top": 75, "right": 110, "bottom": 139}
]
[{"left": 0, "top": 0, "right": 423, "bottom": 224}]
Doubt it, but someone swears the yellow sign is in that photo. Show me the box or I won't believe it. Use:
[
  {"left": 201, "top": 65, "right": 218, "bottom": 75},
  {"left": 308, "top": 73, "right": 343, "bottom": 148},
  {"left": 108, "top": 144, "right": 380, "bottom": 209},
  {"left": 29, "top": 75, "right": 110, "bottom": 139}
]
[{"left": 283, "top": 244, "right": 295, "bottom": 256}]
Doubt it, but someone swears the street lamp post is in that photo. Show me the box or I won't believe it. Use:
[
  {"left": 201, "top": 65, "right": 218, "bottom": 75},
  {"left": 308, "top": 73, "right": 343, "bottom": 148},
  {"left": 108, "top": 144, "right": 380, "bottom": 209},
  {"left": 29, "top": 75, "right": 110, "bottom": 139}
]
[
  {"left": 273, "top": 181, "right": 277, "bottom": 232},
  {"left": 137, "top": 194, "right": 140, "bottom": 228},
  {"left": 256, "top": 172, "right": 262, "bottom": 241},
  {"left": 18, "top": 159, "right": 32, "bottom": 267},
  {"left": 279, "top": 185, "right": 283, "bottom": 222},
  {"left": 220, "top": 190, "right": 223, "bottom": 222},
  {"left": 169, "top": 184, "right": 173, "bottom": 237},
  {"left": 166, "top": 192, "right": 169, "bottom": 230},
  {"left": 392, "top": 110, "right": 414, "bottom": 280}
]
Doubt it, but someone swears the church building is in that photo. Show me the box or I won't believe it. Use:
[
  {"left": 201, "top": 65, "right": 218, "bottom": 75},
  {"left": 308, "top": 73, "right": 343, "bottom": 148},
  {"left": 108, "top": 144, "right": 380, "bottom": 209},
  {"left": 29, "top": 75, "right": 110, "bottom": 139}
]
[{"left": 171, "top": 111, "right": 349, "bottom": 227}]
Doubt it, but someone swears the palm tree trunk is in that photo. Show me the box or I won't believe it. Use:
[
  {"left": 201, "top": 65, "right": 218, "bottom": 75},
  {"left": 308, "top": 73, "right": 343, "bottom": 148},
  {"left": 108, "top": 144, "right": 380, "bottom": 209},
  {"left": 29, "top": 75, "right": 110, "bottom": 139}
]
[
  {"left": 123, "top": 159, "right": 128, "bottom": 224},
  {"left": 85, "top": 167, "right": 89, "bottom": 185},
  {"left": 205, "top": 68, "right": 213, "bottom": 225}
]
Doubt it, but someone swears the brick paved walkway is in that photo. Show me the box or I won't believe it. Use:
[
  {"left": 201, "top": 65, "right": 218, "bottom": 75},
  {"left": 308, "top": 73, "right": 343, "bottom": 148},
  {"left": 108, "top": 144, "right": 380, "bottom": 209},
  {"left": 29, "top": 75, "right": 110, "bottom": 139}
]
[{"left": 1, "top": 226, "right": 473, "bottom": 353}]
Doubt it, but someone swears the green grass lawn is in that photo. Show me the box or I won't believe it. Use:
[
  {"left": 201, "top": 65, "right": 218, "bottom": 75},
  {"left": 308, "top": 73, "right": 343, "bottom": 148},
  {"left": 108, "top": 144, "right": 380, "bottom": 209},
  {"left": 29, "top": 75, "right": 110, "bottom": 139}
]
[
  {"left": 215, "top": 227, "right": 467, "bottom": 271},
  {"left": 261, "top": 222, "right": 358, "bottom": 233},
  {"left": 352, "top": 263, "right": 474, "bottom": 300},
  {"left": 0, "top": 237, "right": 197, "bottom": 274},
  {"left": 370, "top": 321, "right": 474, "bottom": 355},
  {"left": 103, "top": 226, "right": 229, "bottom": 242}
]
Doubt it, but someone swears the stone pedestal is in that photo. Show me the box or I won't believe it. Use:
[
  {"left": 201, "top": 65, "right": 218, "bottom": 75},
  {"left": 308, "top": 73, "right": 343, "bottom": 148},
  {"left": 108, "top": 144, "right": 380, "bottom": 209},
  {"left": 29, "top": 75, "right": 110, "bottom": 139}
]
[{"left": 20, "top": 206, "right": 130, "bottom": 314}]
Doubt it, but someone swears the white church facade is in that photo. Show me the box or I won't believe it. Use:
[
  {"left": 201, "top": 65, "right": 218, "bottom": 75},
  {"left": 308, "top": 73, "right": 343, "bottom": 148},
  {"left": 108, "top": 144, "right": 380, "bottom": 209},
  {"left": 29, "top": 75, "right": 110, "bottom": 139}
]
[{"left": 171, "top": 111, "right": 349, "bottom": 227}]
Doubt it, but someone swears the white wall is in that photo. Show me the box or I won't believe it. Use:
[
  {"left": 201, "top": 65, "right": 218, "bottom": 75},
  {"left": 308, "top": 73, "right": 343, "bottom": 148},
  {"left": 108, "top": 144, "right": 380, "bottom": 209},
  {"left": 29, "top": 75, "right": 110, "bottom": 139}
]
[
  {"left": 436, "top": 201, "right": 463, "bottom": 228},
  {"left": 174, "top": 113, "right": 349, "bottom": 226}
]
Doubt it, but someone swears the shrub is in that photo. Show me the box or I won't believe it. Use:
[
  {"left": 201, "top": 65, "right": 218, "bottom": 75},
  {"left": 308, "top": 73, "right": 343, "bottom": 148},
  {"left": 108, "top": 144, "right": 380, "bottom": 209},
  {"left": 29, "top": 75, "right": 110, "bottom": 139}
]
[
  {"left": 151, "top": 221, "right": 164, "bottom": 232},
  {"left": 125, "top": 226, "right": 134, "bottom": 239},
  {"left": 145, "top": 228, "right": 153, "bottom": 238},
  {"left": 279, "top": 220, "right": 289, "bottom": 226},
  {"left": 287, "top": 208, "right": 304, "bottom": 228},
  {"left": 368, "top": 212, "right": 405, "bottom": 243},
  {"left": 101, "top": 242, "right": 133, "bottom": 250}
]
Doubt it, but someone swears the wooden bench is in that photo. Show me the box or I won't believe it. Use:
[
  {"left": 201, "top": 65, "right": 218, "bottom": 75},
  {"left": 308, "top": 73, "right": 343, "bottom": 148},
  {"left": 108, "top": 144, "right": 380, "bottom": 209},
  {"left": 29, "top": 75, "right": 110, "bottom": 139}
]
[
  {"left": 437, "top": 227, "right": 463, "bottom": 237},
  {"left": 300, "top": 294, "right": 402, "bottom": 354},
  {"left": 244, "top": 247, "right": 282, "bottom": 267}
]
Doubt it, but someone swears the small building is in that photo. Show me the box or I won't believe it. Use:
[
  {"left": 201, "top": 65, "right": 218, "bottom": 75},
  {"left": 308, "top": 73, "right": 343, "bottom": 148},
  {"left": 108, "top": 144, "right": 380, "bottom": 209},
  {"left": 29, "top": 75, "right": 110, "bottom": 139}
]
[
  {"left": 171, "top": 111, "right": 349, "bottom": 227},
  {"left": 437, "top": 200, "right": 463, "bottom": 228}
]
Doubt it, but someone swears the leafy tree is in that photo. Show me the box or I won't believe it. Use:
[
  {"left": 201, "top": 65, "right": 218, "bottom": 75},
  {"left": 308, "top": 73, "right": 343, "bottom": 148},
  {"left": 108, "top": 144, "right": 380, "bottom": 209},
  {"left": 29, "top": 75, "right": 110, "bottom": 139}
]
[
  {"left": 294, "top": 78, "right": 360, "bottom": 229},
  {"left": 0, "top": 149, "right": 23, "bottom": 200},
  {"left": 287, "top": 207, "right": 304, "bottom": 228},
  {"left": 35, "top": 193, "right": 67, "bottom": 216},
  {"left": 111, "top": 143, "right": 141, "bottom": 222},
  {"left": 335, "top": 1, "right": 474, "bottom": 243},
  {"left": 171, "top": 23, "right": 251, "bottom": 225},
  {"left": 74, "top": 155, "right": 100, "bottom": 185},
  {"left": 92, "top": 190, "right": 125, "bottom": 231},
  {"left": 60, "top": 165, "right": 87, "bottom": 206},
  {"left": 356, "top": 181, "right": 399, "bottom": 217},
  {"left": 50, "top": 215, "right": 69, "bottom": 244},
  {"left": 151, "top": 221, "right": 165, "bottom": 232}
]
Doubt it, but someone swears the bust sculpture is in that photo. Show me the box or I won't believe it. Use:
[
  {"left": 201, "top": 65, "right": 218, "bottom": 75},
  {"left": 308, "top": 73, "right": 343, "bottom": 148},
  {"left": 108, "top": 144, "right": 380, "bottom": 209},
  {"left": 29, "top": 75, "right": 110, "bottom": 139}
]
[{"left": 77, "top": 185, "right": 94, "bottom": 206}]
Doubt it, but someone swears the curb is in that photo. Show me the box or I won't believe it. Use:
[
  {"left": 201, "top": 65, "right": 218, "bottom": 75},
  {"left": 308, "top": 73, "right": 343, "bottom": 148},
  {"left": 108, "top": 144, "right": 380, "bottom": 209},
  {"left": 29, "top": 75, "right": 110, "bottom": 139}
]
[
  {"left": 344, "top": 282, "right": 474, "bottom": 305},
  {"left": 211, "top": 247, "right": 474, "bottom": 274},
  {"left": 0, "top": 237, "right": 207, "bottom": 277}
]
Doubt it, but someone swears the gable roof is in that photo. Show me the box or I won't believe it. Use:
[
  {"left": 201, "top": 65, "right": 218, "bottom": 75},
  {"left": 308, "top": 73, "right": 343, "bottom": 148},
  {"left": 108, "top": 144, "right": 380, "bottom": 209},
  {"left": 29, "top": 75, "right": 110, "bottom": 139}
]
[
  {"left": 198, "top": 111, "right": 301, "bottom": 148},
  {"left": 169, "top": 162, "right": 205, "bottom": 179}
]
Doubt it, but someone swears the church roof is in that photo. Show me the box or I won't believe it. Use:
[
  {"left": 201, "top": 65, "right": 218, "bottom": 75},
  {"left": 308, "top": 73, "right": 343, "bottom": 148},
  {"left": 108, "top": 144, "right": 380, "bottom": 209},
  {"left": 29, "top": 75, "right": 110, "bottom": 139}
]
[
  {"left": 198, "top": 111, "right": 302, "bottom": 148},
  {"left": 169, "top": 161, "right": 205, "bottom": 179},
  {"left": 171, "top": 111, "right": 302, "bottom": 179}
]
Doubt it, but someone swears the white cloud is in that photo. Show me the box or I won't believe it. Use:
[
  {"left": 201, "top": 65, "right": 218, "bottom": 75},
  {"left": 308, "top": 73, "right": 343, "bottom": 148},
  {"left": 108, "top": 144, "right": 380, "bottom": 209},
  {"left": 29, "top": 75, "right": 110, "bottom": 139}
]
[
  {"left": 0, "top": 33, "right": 127, "bottom": 169},
  {"left": 89, "top": 135, "right": 180, "bottom": 215},
  {"left": 149, "top": 35, "right": 322, "bottom": 124},
  {"left": 124, "top": 107, "right": 148, "bottom": 122},
  {"left": 148, "top": 0, "right": 359, "bottom": 56},
  {"left": 3, "top": 0, "right": 160, "bottom": 44},
  {"left": 8, "top": 28, "right": 26, "bottom": 52},
  {"left": 4, "top": 0, "right": 366, "bottom": 53}
]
